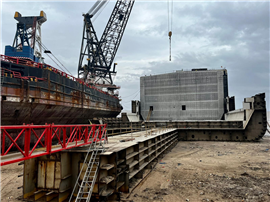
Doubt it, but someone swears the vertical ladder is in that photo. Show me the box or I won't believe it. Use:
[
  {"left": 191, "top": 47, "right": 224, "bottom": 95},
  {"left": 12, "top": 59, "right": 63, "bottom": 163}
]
[{"left": 69, "top": 126, "right": 106, "bottom": 202}]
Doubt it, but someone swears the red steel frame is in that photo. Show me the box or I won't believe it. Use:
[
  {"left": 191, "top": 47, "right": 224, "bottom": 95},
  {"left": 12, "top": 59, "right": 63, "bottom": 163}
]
[{"left": 1, "top": 124, "right": 107, "bottom": 166}]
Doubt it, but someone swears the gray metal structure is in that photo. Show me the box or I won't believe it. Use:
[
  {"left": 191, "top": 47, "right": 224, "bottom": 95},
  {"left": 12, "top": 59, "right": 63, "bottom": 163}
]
[{"left": 140, "top": 69, "right": 228, "bottom": 121}]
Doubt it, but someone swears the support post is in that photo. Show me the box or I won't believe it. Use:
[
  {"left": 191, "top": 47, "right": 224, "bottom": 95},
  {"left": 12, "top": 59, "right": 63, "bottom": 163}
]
[{"left": 24, "top": 125, "right": 31, "bottom": 156}]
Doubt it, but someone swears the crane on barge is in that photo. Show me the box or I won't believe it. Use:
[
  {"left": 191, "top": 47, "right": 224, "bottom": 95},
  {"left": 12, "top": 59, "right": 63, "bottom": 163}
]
[{"left": 78, "top": 0, "right": 134, "bottom": 93}]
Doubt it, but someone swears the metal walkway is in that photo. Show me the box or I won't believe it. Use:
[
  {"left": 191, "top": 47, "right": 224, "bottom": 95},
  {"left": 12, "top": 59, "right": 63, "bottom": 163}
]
[{"left": 1, "top": 124, "right": 107, "bottom": 166}]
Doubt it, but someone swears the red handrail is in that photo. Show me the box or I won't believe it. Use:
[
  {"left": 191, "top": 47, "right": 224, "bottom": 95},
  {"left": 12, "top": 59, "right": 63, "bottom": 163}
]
[
  {"left": 1, "top": 68, "right": 45, "bottom": 81},
  {"left": 0, "top": 123, "right": 107, "bottom": 166}
]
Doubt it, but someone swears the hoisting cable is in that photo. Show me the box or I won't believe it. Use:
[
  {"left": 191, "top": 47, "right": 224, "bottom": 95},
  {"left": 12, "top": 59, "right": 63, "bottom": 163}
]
[
  {"left": 44, "top": 52, "right": 65, "bottom": 72},
  {"left": 87, "top": 0, "right": 102, "bottom": 15},
  {"left": 36, "top": 40, "right": 65, "bottom": 72},
  {"left": 36, "top": 40, "right": 72, "bottom": 75},
  {"left": 92, "top": 0, "right": 110, "bottom": 22},
  {"left": 41, "top": 42, "right": 72, "bottom": 75},
  {"left": 88, "top": 0, "right": 108, "bottom": 16},
  {"left": 167, "top": 0, "right": 173, "bottom": 61}
]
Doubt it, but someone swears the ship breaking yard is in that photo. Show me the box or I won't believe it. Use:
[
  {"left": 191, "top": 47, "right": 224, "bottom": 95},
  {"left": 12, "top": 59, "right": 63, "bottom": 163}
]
[{"left": 0, "top": 1, "right": 269, "bottom": 202}]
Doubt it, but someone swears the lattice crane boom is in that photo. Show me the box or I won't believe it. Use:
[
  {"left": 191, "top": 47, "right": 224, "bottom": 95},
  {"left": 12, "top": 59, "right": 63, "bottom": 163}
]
[
  {"left": 100, "top": 0, "right": 134, "bottom": 70},
  {"left": 78, "top": 0, "right": 135, "bottom": 86}
]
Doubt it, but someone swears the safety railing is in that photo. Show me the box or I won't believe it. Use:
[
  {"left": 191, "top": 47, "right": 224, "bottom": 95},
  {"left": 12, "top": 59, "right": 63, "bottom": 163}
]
[
  {"left": 1, "top": 54, "right": 120, "bottom": 100},
  {"left": 0, "top": 123, "right": 107, "bottom": 166},
  {"left": 1, "top": 68, "right": 45, "bottom": 81}
]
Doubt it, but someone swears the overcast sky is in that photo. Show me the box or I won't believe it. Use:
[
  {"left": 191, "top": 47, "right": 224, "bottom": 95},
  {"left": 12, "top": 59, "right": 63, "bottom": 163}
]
[{"left": 1, "top": 0, "right": 269, "bottom": 112}]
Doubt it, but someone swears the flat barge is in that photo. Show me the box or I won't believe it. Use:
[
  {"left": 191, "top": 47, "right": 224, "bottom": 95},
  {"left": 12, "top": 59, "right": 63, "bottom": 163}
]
[{"left": 1, "top": 55, "right": 122, "bottom": 125}]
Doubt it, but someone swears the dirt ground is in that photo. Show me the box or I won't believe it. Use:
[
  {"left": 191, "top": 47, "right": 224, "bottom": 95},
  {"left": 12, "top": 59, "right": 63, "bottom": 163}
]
[
  {"left": 1, "top": 161, "right": 23, "bottom": 202},
  {"left": 1, "top": 136, "right": 270, "bottom": 202},
  {"left": 127, "top": 136, "right": 270, "bottom": 202}
]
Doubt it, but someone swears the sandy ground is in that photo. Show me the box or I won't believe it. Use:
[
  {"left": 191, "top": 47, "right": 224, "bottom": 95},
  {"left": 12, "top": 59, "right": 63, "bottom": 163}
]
[
  {"left": 127, "top": 136, "right": 270, "bottom": 202},
  {"left": 1, "top": 162, "right": 23, "bottom": 202},
  {"left": 1, "top": 136, "right": 270, "bottom": 202}
]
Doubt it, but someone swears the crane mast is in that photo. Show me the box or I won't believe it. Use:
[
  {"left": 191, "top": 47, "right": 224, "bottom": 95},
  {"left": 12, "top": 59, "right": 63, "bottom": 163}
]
[{"left": 78, "top": 0, "right": 135, "bottom": 87}]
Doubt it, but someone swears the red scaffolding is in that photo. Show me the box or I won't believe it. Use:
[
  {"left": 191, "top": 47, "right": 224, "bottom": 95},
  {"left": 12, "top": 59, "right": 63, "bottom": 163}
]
[{"left": 1, "top": 124, "right": 107, "bottom": 166}]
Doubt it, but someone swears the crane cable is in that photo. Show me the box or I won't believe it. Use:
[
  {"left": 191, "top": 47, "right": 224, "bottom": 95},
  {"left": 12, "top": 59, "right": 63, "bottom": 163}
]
[
  {"left": 92, "top": 0, "right": 110, "bottom": 22},
  {"left": 168, "top": 0, "right": 173, "bottom": 61},
  {"left": 36, "top": 40, "right": 72, "bottom": 75}
]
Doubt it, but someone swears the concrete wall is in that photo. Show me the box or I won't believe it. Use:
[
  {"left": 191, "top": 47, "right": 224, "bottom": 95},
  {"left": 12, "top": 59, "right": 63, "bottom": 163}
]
[{"left": 140, "top": 69, "right": 228, "bottom": 121}]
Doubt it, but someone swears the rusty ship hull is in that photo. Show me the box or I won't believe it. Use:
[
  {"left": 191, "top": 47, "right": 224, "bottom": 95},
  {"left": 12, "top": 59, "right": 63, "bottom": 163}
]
[{"left": 1, "top": 55, "right": 122, "bottom": 125}]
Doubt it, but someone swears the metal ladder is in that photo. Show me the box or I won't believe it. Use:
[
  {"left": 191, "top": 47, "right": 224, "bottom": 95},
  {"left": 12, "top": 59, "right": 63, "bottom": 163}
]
[{"left": 69, "top": 127, "right": 106, "bottom": 202}]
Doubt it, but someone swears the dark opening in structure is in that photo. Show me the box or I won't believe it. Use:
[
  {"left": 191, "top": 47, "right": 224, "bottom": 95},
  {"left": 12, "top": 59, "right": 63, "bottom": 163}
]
[
  {"left": 150, "top": 106, "right": 153, "bottom": 111},
  {"left": 182, "top": 105, "right": 186, "bottom": 110}
]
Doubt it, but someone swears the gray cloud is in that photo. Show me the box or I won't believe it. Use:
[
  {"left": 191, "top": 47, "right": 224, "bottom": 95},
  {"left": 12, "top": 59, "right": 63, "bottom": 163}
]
[{"left": 1, "top": 1, "right": 269, "bottom": 112}]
